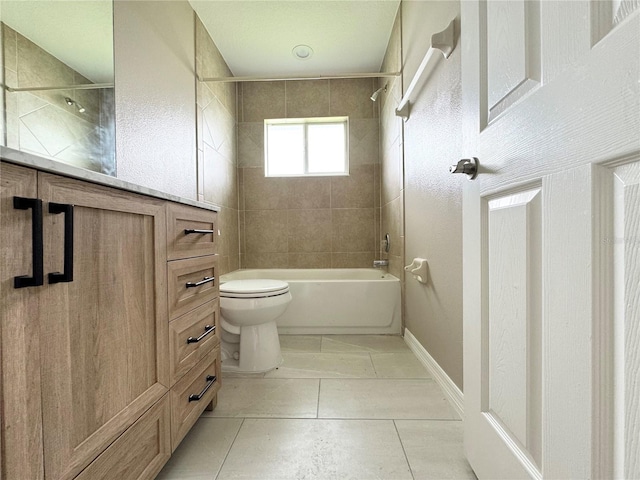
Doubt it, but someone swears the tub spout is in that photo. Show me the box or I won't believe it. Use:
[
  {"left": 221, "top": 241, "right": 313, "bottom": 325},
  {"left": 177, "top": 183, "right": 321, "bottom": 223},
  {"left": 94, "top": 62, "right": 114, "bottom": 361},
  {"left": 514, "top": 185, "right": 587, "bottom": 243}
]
[{"left": 373, "top": 260, "right": 389, "bottom": 268}]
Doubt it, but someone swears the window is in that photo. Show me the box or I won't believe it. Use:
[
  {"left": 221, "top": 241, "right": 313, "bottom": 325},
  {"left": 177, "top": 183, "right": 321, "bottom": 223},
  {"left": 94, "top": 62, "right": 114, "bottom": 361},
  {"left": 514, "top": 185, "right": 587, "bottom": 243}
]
[{"left": 265, "top": 117, "right": 348, "bottom": 177}]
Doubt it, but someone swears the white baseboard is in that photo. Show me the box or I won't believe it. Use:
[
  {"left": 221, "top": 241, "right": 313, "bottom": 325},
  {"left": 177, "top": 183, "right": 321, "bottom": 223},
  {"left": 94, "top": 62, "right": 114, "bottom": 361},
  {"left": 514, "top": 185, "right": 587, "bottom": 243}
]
[{"left": 403, "top": 328, "right": 464, "bottom": 419}]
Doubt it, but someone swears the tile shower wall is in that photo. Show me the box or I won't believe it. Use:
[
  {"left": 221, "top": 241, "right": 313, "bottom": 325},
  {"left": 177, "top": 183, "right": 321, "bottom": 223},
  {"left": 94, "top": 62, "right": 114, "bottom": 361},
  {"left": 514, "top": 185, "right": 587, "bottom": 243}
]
[
  {"left": 378, "top": 12, "right": 405, "bottom": 283},
  {"left": 195, "top": 17, "right": 239, "bottom": 275},
  {"left": 2, "top": 24, "right": 115, "bottom": 175},
  {"left": 237, "top": 78, "right": 380, "bottom": 269}
]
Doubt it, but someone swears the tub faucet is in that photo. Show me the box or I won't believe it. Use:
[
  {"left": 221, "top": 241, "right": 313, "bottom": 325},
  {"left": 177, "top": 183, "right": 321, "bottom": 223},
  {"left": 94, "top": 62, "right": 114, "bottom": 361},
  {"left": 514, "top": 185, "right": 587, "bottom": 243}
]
[{"left": 373, "top": 260, "right": 389, "bottom": 268}]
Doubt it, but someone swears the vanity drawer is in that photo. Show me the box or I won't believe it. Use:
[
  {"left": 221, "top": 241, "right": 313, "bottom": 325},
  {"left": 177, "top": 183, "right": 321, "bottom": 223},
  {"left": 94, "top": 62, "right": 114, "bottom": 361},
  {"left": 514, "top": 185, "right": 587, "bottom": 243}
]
[
  {"left": 75, "top": 395, "right": 171, "bottom": 480},
  {"left": 167, "top": 202, "right": 217, "bottom": 260},
  {"left": 169, "top": 299, "right": 220, "bottom": 385},
  {"left": 170, "top": 347, "right": 221, "bottom": 450},
  {"left": 168, "top": 255, "right": 218, "bottom": 320}
]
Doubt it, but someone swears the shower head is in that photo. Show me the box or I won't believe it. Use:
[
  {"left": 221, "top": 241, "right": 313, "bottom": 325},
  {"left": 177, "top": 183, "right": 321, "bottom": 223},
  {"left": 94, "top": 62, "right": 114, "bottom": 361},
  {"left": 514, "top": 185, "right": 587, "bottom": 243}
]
[
  {"left": 370, "top": 83, "right": 388, "bottom": 102},
  {"left": 65, "top": 97, "right": 86, "bottom": 114}
]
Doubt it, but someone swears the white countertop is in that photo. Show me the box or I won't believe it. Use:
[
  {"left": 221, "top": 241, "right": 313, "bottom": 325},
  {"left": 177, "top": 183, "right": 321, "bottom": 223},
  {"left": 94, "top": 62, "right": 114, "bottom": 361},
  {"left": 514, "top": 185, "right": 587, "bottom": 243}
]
[{"left": 1, "top": 147, "right": 220, "bottom": 212}]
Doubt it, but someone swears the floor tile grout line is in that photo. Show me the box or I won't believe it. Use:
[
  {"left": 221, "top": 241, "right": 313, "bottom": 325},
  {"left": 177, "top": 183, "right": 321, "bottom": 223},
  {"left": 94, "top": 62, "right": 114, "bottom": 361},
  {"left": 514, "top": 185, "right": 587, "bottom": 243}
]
[
  {"left": 316, "top": 378, "right": 322, "bottom": 419},
  {"left": 393, "top": 419, "right": 416, "bottom": 480},
  {"left": 214, "top": 417, "right": 246, "bottom": 480},
  {"left": 203, "top": 415, "right": 462, "bottom": 422}
]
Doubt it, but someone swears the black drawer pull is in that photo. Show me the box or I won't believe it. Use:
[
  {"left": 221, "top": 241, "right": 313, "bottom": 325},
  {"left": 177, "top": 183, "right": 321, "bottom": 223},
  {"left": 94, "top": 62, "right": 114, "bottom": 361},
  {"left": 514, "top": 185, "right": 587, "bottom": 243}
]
[
  {"left": 188, "top": 375, "right": 217, "bottom": 402},
  {"left": 187, "top": 325, "right": 216, "bottom": 344},
  {"left": 184, "top": 228, "right": 214, "bottom": 235},
  {"left": 13, "top": 197, "right": 44, "bottom": 288},
  {"left": 48, "top": 203, "right": 74, "bottom": 284},
  {"left": 186, "top": 276, "right": 214, "bottom": 288}
]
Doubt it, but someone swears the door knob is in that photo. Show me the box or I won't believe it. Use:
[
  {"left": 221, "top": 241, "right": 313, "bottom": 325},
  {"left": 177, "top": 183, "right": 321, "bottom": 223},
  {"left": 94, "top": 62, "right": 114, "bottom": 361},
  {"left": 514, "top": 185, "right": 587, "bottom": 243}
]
[{"left": 449, "top": 157, "right": 478, "bottom": 180}]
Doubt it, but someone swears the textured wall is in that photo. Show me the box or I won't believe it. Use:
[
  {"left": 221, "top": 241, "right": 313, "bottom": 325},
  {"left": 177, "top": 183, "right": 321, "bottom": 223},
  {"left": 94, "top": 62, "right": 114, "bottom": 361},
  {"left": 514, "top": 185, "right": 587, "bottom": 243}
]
[
  {"left": 2, "top": 24, "right": 114, "bottom": 174},
  {"left": 401, "top": 1, "right": 464, "bottom": 389},
  {"left": 114, "top": 1, "right": 197, "bottom": 199},
  {"left": 195, "top": 17, "right": 239, "bottom": 275},
  {"left": 237, "top": 78, "right": 380, "bottom": 269}
]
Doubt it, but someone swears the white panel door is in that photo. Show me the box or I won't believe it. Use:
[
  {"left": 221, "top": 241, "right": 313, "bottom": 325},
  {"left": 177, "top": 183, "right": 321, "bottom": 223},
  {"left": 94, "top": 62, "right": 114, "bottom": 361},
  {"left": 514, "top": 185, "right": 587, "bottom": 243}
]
[{"left": 461, "top": 1, "right": 640, "bottom": 478}]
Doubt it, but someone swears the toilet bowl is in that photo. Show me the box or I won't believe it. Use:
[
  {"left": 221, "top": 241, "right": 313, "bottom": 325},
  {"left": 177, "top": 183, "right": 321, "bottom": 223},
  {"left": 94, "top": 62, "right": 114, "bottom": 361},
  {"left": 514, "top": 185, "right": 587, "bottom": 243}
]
[{"left": 219, "top": 279, "right": 292, "bottom": 373}]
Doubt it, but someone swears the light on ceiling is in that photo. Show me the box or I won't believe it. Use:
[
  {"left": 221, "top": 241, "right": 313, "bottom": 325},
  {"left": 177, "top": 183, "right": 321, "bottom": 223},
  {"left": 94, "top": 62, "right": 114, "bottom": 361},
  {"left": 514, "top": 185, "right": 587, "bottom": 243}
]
[{"left": 292, "top": 44, "right": 313, "bottom": 60}]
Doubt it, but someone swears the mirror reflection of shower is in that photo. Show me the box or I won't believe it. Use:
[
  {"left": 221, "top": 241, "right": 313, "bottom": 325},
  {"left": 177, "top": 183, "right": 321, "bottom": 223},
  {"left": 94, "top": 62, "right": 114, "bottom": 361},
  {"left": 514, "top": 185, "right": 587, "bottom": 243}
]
[
  {"left": 0, "top": 0, "right": 116, "bottom": 176},
  {"left": 65, "top": 97, "right": 86, "bottom": 114}
]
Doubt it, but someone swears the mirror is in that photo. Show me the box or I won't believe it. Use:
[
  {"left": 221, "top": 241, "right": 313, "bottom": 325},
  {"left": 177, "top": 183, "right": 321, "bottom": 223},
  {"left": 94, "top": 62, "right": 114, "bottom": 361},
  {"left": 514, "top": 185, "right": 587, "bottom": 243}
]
[{"left": 1, "top": 0, "right": 115, "bottom": 175}]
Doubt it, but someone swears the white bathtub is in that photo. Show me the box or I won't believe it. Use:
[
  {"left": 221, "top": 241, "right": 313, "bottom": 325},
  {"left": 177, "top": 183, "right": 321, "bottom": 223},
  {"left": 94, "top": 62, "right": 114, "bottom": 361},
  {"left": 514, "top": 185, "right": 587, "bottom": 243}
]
[{"left": 220, "top": 269, "right": 402, "bottom": 335}]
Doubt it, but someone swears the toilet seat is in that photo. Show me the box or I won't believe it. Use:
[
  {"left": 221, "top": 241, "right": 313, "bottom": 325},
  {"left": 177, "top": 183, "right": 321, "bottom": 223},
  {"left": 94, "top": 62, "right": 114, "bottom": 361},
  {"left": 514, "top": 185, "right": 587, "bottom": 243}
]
[{"left": 220, "top": 279, "right": 290, "bottom": 299}]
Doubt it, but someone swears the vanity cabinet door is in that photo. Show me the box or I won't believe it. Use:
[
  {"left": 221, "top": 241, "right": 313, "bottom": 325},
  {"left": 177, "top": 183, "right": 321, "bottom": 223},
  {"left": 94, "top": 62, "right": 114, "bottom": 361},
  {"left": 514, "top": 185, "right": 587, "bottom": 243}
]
[
  {"left": 37, "top": 173, "right": 169, "bottom": 480},
  {"left": 0, "top": 163, "right": 45, "bottom": 479}
]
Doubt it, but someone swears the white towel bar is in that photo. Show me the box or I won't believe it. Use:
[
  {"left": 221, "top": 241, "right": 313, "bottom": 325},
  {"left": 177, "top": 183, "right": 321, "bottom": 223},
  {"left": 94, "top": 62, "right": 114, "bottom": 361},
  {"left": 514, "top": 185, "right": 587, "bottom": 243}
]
[{"left": 395, "top": 18, "right": 456, "bottom": 120}]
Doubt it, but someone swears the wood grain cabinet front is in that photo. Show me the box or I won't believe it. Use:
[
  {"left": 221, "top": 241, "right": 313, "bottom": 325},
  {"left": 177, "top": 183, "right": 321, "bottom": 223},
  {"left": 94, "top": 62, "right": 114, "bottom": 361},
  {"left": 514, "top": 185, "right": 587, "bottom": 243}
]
[
  {"left": 167, "top": 255, "right": 218, "bottom": 320},
  {"left": 167, "top": 202, "right": 218, "bottom": 260},
  {"left": 170, "top": 347, "right": 221, "bottom": 450},
  {"left": 74, "top": 396, "right": 171, "bottom": 480},
  {"left": 1, "top": 165, "right": 169, "bottom": 480},
  {"left": 169, "top": 299, "right": 220, "bottom": 386}
]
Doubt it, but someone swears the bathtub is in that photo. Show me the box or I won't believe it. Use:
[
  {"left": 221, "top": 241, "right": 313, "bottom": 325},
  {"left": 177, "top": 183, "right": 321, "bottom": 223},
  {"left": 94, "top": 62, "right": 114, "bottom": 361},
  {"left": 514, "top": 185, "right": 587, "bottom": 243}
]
[{"left": 219, "top": 269, "right": 402, "bottom": 335}]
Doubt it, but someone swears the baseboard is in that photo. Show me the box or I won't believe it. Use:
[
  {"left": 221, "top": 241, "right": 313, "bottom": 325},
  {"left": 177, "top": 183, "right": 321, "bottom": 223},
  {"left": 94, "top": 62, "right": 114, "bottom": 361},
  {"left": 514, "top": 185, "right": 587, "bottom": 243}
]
[{"left": 403, "top": 328, "right": 464, "bottom": 419}]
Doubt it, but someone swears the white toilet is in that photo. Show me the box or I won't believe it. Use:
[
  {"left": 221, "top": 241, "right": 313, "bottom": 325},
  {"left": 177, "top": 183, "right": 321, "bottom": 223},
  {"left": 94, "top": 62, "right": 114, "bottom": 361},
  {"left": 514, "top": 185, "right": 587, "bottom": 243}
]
[{"left": 219, "top": 279, "right": 292, "bottom": 373}]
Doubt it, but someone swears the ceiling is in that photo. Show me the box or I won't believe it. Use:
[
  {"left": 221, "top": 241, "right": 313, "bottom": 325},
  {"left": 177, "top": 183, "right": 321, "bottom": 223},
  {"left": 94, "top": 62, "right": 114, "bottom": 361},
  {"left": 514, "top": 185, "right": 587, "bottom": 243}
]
[
  {"left": 189, "top": 0, "right": 401, "bottom": 78},
  {"left": 0, "top": 0, "right": 400, "bottom": 84}
]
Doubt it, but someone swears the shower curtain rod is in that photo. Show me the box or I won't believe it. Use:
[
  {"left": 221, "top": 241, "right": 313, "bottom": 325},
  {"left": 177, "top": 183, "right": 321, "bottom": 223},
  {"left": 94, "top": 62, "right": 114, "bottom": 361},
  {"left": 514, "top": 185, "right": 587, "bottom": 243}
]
[
  {"left": 199, "top": 72, "right": 401, "bottom": 83},
  {"left": 5, "top": 83, "right": 114, "bottom": 93}
]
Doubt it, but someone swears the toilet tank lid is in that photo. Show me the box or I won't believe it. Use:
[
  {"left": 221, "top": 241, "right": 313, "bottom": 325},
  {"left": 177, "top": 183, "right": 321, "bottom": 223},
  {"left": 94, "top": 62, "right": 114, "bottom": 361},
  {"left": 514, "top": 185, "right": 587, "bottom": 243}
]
[{"left": 220, "top": 279, "right": 289, "bottom": 295}]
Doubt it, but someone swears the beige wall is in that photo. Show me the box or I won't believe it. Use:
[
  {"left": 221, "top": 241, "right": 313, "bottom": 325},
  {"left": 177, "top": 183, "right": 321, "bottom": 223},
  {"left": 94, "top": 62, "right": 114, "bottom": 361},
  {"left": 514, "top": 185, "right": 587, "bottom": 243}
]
[
  {"left": 2, "top": 24, "right": 114, "bottom": 174},
  {"left": 237, "top": 79, "right": 380, "bottom": 269},
  {"left": 114, "top": 0, "right": 197, "bottom": 199},
  {"left": 400, "top": 1, "right": 464, "bottom": 389},
  {"left": 195, "top": 17, "right": 239, "bottom": 275}
]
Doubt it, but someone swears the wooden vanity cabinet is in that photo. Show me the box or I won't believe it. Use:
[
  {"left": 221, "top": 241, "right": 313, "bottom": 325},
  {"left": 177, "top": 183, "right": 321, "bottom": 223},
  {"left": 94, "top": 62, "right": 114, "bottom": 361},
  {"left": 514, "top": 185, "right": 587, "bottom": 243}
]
[
  {"left": 1, "top": 162, "right": 221, "bottom": 479},
  {"left": 166, "top": 202, "right": 221, "bottom": 452},
  {"left": 1, "top": 165, "right": 170, "bottom": 479}
]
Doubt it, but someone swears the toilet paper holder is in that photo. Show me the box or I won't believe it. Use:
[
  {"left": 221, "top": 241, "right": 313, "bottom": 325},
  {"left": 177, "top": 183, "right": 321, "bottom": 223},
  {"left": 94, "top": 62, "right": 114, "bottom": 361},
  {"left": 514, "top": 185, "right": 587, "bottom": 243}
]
[{"left": 404, "top": 258, "right": 428, "bottom": 284}]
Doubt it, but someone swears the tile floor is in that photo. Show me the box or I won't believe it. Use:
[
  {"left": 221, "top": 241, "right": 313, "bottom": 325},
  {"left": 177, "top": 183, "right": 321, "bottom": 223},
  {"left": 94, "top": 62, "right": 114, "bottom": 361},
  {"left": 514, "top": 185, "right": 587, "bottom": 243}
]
[{"left": 156, "top": 335, "right": 476, "bottom": 480}]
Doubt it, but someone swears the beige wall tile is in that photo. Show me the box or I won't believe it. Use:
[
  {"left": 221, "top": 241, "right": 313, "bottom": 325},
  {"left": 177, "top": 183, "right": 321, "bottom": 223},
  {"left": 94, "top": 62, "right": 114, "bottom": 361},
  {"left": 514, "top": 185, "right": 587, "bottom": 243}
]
[
  {"left": 382, "top": 137, "right": 403, "bottom": 205},
  {"left": 203, "top": 145, "right": 235, "bottom": 207},
  {"left": 331, "top": 164, "right": 374, "bottom": 209},
  {"left": 217, "top": 255, "right": 231, "bottom": 276},
  {"left": 227, "top": 209, "right": 240, "bottom": 259},
  {"left": 331, "top": 252, "right": 375, "bottom": 268},
  {"left": 288, "top": 176, "right": 331, "bottom": 209},
  {"left": 329, "top": 78, "right": 376, "bottom": 119},
  {"left": 244, "top": 210, "right": 288, "bottom": 253},
  {"left": 3, "top": 25, "right": 18, "bottom": 73},
  {"left": 241, "top": 81, "right": 285, "bottom": 122},
  {"left": 382, "top": 196, "right": 403, "bottom": 257},
  {"left": 288, "top": 253, "right": 332, "bottom": 269},
  {"left": 332, "top": 208, "right": 375, "bottom": 252},
  {"left": 243, "top": 167, "right": 290, "bottom": 210},
  {"left": 349, "top": 119, "right": 379, "bottom": 166},
  {"left": 287, "top": 209, "right": 332, "bottom": 253},
  {"left": 238, "top": 122, "right": 264, "bottom": 167},
  {"left": 285, "top": 80, "right": 330, "bottom": 118},
  {"left": 243, "top": 252, "right": 289, "bottom": 269}
]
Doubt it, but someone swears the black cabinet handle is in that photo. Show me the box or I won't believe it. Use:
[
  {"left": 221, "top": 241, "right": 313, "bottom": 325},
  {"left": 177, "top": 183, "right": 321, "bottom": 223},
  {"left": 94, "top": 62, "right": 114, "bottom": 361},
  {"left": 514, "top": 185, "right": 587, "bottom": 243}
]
[
  {"left": 13, "top": 197, "right": 44, "bottom": 288},
  {"left": 188, "top": 375, "right": 217, "bottom": 402},
  {"left": 48, "top": 203, "right": 74, "bottom": 284},
  {"left": 185, "top": 276, "right": 214, "bottom": 288},
  {"left": 184, "top": 228, "right": 214, "bottom": 235},
  {"left": 187, "top": 325, "right": 216, "bottom": 344}
]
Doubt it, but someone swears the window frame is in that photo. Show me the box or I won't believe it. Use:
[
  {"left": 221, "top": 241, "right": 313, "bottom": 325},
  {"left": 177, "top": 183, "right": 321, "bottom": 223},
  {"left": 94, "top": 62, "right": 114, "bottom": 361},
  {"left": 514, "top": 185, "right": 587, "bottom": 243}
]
[{"left": 264, "top": 116, "right": 349, "bottom": 177}]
